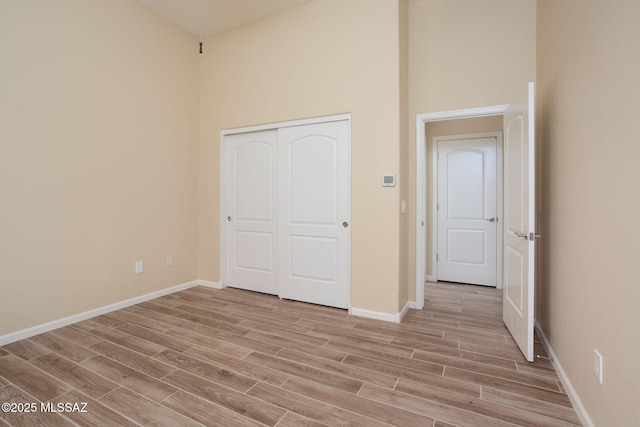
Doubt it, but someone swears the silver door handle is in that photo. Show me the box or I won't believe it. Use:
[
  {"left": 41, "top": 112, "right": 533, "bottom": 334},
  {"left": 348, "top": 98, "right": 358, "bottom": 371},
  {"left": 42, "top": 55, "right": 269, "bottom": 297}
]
[
  {"left": 513, "top": 231, "right": 542, "bottom": 241},
  {"left": 227, "top": 216, "right": 231, "bottom": 222},
  {"left": 485, "top": 217, "right": 497, "bottom": 222},
  {"left": 343, "top": 221, "right": 349, "bottom": 228}
]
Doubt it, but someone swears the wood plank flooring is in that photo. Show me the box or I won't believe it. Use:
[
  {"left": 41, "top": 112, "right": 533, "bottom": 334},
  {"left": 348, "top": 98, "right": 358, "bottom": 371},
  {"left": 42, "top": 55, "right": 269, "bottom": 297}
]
[{"left": 0, "top": 282, "right": 581, "bottom": 426}]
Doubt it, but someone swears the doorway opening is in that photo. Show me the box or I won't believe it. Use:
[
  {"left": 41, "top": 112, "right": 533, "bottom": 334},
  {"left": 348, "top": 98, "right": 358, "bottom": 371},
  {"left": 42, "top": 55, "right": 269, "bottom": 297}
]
[
  {"left": 416, "top": 84, "right": 536, "bottom": 362},
  {"left": 414, "top": 105, "right": 508, "bottom": 309}
]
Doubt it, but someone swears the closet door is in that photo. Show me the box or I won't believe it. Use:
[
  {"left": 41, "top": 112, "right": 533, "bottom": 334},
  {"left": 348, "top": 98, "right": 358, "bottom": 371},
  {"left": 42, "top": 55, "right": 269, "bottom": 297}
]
[
  {"left": 224, "top": 130, "right": 278, "bottom": 294},
  {"left": 278, "top": 120, "right": 350, "bottom": 308}
]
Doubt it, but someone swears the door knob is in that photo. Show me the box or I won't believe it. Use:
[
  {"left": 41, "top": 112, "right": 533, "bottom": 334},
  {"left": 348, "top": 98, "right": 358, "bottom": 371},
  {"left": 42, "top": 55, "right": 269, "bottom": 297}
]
[
  {"left": 342, "top": 221, "right": 349, "bottom": 228},
  {"left": 514, "top": 230, "right": 541, "bottom": 241},
  {"left": 227, "top": 216, "right": 231, "bottom": 222},
  {"left": 485, "top": 217, "right": 497, "bottom": 222}
]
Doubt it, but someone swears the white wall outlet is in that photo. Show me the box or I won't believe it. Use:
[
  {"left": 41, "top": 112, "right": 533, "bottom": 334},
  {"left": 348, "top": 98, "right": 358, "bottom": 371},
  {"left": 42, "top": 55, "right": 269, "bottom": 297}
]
[
  {"left": 135, "top": 261, "right": 143, "bottom": 274},
  {"left": 166, "top": 256, "right": 172, "bottom": 267},
  {"left": 593, "top": 349, "right": 603, "bottom": 384},
  {"left": 401, "top": 200, "right": 407, "bottom": 214}
]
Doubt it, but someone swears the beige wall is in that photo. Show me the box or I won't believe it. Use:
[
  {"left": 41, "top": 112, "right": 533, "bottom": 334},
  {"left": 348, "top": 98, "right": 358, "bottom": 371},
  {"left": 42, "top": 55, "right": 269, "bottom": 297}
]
[
  {"left": 0, "top": 0, "right": 200, "bottom": 335},
  {"left": 537, "top": 0, "right": 640, "bottom": 424},
  {"left": 407, "top": 0, "right": 536, "bottom": 300},
  {"left": 198, "top": 0, "right": 405, "bottom": 314},
  {"left": 424, "top": 116, "right": 504, "bottom": 276},
  {"left": 0, "top": 0, "right": 537, "bottom": 335}
]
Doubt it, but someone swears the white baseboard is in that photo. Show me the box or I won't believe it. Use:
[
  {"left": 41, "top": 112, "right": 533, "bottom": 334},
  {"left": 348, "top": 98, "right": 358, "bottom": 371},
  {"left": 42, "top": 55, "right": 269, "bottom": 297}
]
[
  {"left": 350, "top": 303, "right": 411, "bottom": 324},
  {"left": 398, "top": 301, "right": 412, "bottom": 322},
  {"left": 0, "top": 280, "right": 202, "bottom": 346},
  {"left": 196, "top": 280, "right": 223, "bottom": 289},
  {"left": 535, "top": 321, "right": 595, "bottom": 427},
  {"left": 426, "top": 275, "right": 436, "bottom": 282},
  {"left": 2, "top": 279, "right": 412, "bottom": 347}
]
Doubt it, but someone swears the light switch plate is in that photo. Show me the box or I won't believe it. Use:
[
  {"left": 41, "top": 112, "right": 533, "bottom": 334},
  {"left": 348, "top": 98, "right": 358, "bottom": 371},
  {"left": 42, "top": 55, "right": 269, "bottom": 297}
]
[{"left": 594, "top": 349, "right": 603, "bottom": 384}]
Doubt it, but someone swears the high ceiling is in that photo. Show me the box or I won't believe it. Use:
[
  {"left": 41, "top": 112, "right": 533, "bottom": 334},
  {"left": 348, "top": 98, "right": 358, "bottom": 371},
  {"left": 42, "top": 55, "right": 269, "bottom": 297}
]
[{"left": 135, "top": 0, "right": 316, "bottom": 38}]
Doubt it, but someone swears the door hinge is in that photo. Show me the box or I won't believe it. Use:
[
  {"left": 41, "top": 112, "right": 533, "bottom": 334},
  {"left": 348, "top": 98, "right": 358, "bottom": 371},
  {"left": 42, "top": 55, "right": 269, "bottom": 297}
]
[
  {"left": 437, "top": 202, "right": 439, "bottom": 211},
  {"left": 436, "top": 254, "right": 439, "bottom": 261}
]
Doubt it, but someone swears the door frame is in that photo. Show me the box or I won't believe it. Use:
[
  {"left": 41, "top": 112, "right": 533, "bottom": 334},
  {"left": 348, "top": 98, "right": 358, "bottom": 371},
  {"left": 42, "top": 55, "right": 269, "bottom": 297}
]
[
  {"left": 415, "top": 106, "right": 507, "bottom": 309},
  {"left": 220, "top": 113, "right": 351, "bottom": 295},
  {"left": 432, "top": 132, "right": 503, "bottom": 287}
]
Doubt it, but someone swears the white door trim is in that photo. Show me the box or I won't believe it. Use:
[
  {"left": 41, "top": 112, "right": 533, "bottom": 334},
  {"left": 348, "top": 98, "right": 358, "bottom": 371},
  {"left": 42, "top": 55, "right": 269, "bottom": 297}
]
[
  {"left": 222, "top": 114, "right": 351, "bottom": 136},
  {"left": 415, "top": 106, "right": 507, "bottom": 309},
  {"left": 431, "top": 132, "right": 503, "bottom": 288},
  {"left": 220, "top": 114, "right": 351, "bottom": 299}
]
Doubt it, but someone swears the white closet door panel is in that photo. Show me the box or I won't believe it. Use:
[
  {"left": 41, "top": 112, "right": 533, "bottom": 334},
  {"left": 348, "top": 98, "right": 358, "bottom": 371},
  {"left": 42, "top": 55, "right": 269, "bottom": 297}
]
[
  {"left": 225, "top": 130, "right": 278, "bottom": 295},
  {"left": 235, "top": 231, "right": 274, "bottom": 272},
  {"left": 290, "top": 236, "right": 338, "bottom": 282},
  {"left": 235, "top": 143, "right": 274, "bottom": 222},
  {"left": 290, "top": 138, "right": 337, "bottom": 225},
  {"left": 278, "top": 120, "right": 350, "bottom": 309}
]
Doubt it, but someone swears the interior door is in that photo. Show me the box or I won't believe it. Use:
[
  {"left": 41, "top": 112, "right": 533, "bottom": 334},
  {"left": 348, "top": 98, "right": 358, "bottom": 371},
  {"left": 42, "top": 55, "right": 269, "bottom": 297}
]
[
  {"left": 278, "top": 120, "right": 350, "bottom": 308},
  {"left": 225, "top": 130, "right": 279, "bottom": 295},
  {"left": 437, "top": 136, "right": 498, "bottom": 286},
  {"left": 503, "top": 82, "right": 536, "bottom": 361}
]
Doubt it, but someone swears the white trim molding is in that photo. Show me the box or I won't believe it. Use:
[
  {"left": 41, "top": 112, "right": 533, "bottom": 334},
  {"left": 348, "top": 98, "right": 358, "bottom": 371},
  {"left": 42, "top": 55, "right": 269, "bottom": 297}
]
[
  {"left": 221, "top": 113, "right": 351, "bottom": 136},
  {"left": 350, "top": 303, "right": 411, "bottom": 324},
  {"left": 420, "top": 105, "right": 509, "bottom": 122},
  {"left": 196, "top": 280, "right": 223, "bottom": 289},
  {"left": 398, "top": 301, "right": 412, "bottom": 322},
  {"left": 0, "top": 280, "right": 204, "bottom": 346},
  {"left": 535, "top": 321, "right": 595, "bottom": 427}
]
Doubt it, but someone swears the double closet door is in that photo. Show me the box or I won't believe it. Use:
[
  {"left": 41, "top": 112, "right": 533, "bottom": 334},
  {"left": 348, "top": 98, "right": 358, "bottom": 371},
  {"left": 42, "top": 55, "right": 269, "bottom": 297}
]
[{"left": 224, "top": 119, "right": 350, "bottom": 309}]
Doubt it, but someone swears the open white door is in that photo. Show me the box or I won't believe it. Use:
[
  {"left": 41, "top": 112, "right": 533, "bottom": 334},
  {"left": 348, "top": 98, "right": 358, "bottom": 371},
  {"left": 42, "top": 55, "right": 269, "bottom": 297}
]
[{"left": 503, "top": 82, "right": 536, "bottom": 361}]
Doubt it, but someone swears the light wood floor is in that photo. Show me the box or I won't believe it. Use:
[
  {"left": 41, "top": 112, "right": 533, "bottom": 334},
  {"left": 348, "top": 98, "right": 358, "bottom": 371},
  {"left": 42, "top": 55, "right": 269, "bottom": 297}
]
[{"left": 0, "top": 282, "right": 580, "bottom": 426}]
